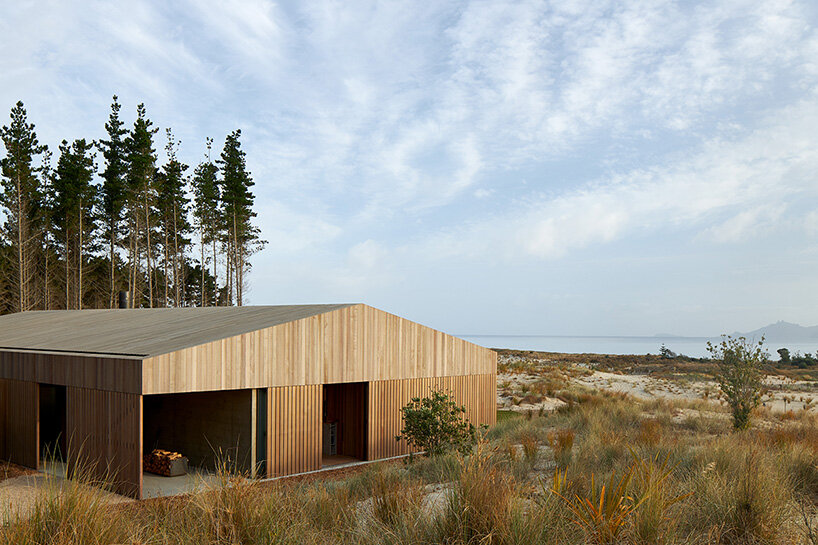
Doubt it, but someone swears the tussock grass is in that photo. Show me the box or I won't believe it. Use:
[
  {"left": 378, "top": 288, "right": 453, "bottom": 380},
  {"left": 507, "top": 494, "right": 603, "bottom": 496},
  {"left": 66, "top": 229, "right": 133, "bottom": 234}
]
[{"left": 4, "top": 377, "right": 818, "bottom": 545}]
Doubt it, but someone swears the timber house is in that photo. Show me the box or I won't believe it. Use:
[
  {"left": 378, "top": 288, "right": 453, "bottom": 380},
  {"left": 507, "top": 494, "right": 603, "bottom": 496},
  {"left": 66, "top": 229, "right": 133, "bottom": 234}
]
[{"left": 0, "top": 304, "right": 496, "bottom": 498}]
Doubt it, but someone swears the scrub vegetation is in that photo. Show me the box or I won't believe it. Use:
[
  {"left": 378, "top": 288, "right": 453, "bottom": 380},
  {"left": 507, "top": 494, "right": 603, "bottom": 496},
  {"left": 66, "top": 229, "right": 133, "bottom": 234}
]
[{"left": 4, "top": 352, "right": 818, "bottom": 544}]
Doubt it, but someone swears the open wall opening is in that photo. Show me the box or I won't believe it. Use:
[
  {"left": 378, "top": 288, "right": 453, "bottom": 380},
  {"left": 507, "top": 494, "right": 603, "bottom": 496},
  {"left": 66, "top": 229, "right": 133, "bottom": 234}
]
[
  {"left": 322, "top": 382, "right": 367, "bottom": 467},
  {"left": 39, "top": 384, "right": 66, "bottom": 461},
  {"left": 143, "top": 389, "right": 257, "bottom": 476}
]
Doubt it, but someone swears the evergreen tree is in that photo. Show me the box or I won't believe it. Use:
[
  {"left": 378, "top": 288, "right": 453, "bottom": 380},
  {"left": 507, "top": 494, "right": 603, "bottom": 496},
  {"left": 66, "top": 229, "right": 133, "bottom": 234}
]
[
  {"left": 98, "top": 96, "right": 128, "bottom": 308},
  {"left": 52, "top": 139, "right": 96, "bottom": 309},
  {"left": 0, "top": 100, "right": 265, "bottom": 316},
  {"left": 39, "top": 149, "right": 58, "bottom": 310},
  {"left": 191, "top": 137, "right": 220, "bottom": 306},
  {"left": 156, "top": 129, "right": 190, "bottom": 306},
  {"left": 217, "top": 130, "right": 263, "bottom": 306},
  {"left": 125, "top": 104, "right": 158, "bottom": 308},
  {"left": 0, "top": 101, "right": 47, "bottom": 312}
]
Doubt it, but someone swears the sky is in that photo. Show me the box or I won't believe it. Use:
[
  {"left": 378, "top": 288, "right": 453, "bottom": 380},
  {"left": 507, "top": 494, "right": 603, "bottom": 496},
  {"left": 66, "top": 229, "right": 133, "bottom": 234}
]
[{"left": 1, "top": 0, "right": 818, "bottom": 338}]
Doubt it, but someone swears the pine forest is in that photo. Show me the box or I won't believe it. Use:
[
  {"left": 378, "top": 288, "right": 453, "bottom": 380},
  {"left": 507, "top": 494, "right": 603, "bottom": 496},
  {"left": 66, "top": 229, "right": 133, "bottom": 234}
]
[{"left": 0, "top": 97, "right": 264, "bottom": 314}]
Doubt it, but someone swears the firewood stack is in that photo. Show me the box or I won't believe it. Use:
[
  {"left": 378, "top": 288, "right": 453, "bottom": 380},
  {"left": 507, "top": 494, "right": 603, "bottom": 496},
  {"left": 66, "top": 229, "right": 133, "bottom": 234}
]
[{"left": 143, "top": 449, "right": 189, "bottom": 477}]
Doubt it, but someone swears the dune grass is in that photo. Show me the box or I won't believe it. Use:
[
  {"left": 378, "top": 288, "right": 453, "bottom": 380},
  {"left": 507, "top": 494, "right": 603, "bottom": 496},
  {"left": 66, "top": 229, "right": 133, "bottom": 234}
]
[{"left": 2, "top": 385, "right": 817, "bottom": 544}]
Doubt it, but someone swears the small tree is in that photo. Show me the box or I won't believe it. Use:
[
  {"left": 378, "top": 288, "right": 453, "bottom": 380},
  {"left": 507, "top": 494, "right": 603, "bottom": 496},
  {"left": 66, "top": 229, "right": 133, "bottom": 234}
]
[
  {"left": 396, "top": 389, "right": 476, "bottom": 456},
  {"left": 707, "top": 335, "right": 765, "bottom": 431}
]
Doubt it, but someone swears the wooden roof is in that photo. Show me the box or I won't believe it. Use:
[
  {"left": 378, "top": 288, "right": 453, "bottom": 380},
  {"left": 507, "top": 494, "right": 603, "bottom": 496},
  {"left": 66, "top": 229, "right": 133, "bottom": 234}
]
[{"left": 0, "top": 304, "right": 354, "bottom": 357}]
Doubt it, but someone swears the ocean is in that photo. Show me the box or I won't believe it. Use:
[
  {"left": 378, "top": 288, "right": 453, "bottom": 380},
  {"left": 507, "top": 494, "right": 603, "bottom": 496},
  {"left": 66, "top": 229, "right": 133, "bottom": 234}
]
[{"left": 455, "top": 335, "right": 818, "bottom": 360}]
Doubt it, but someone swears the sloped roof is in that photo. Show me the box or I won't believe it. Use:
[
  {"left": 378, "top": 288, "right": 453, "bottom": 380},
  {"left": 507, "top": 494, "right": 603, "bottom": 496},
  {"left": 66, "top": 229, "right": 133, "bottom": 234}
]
[{"left": 0, "top": 304, "right": 354, "bottom": 358}]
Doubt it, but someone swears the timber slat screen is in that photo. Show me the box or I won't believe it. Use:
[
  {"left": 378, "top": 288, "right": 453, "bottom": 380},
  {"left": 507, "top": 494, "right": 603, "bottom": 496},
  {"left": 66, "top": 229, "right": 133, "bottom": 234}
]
[
  {"left": 368, "top": 374, "right": 496, "bottom": 460},
  {"left": 267, "top": 384, "right": 322, "bottom": 477},
  {"left": 66, "top": 387, "right": 142, "bottom": 498},
  {"left": 0, "top": 378, "right": 39, "bottom": 468}
]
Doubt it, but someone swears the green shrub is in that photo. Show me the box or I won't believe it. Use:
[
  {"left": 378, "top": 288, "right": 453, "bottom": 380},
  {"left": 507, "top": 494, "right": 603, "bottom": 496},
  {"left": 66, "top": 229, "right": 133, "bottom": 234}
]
[
  {"left": 396, "top": 389, "right": 477, "bottom": 456},
  {"left": 707, "top": 336, "right": 765, "bottom": 430}
]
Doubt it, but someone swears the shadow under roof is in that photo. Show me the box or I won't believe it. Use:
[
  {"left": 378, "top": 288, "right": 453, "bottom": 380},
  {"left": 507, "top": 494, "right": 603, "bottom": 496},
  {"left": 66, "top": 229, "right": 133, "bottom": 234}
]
[{"left": 0, "top": 304, "right": 355, "bottom": 358}]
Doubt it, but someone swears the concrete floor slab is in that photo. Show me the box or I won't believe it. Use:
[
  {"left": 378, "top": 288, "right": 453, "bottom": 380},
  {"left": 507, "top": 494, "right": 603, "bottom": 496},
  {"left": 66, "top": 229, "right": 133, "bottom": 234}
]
[{"left": 142, "top": 469, "right": 222, "bottom": 499}]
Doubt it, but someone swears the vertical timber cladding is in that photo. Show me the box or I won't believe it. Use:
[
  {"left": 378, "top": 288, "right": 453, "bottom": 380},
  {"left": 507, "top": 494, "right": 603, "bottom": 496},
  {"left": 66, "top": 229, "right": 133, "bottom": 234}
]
[
  {"left": 367, "top": 374, "right": 496, "bottom": 460},
  {"left": 140, "top": 304, "right": 496, "bottom": 395},
  {"left": 267, "top": 384, "right": 322, "bottom": 477},
  {"left": 66, "top": 387, "right": 143, "bottom": 499},
  {"left": 0, "top": 378, "right": 39, "bottom": 469}
]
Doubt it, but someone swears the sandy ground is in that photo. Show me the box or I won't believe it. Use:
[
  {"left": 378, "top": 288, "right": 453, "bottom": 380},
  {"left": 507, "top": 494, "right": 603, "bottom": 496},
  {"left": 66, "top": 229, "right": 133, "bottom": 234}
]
[
  {"left": 574, "top": 371, "right": 713, "bottom": 402},
  {"left": 497, "top": 355, "right": 818, "bottom": 415},
  {"left": 574, "top": 370, "right": 818, "bottom": 413},
  {"left": 0, "top": 471, "right": 132, "bottom": 521},
  {"left": 496, "top": 372, "right": 567, "bottom": 413}
]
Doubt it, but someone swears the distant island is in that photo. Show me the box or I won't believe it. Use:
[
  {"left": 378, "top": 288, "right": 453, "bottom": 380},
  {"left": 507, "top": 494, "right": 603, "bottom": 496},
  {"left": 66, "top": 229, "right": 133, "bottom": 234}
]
[
  {"left": 730, "top": 321, "right": 818, "bottom": 342},
  {"left": 652, "top": 321, "right": 818, "bottom": 343}
]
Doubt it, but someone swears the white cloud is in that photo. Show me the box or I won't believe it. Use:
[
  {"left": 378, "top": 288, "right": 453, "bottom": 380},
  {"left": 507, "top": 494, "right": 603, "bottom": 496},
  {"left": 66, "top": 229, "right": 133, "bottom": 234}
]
[
  {"left": 408, "top": 97, "right": 818, "bottom": 260},
  {"left": 347, "top": 239, "right": 384, "bottom": 271},
  {"left": 2, "top": 0, "right": 818, "bottom": 334},
  {"left": 703, "top": 205, "right": 786, "bottom": 244}
]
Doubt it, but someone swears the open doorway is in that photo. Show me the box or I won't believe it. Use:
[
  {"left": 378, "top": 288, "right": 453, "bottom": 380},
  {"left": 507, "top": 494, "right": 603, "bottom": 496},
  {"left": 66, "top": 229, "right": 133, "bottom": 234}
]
[
  {"left": 143, "top": 389, "right": 257, "bottom": 474},
  {"left": 322, "top": 382, "right": 368, "bottom": 467},
  {"left": 39, "top": 384, "right": 67, "bottom": 462}
]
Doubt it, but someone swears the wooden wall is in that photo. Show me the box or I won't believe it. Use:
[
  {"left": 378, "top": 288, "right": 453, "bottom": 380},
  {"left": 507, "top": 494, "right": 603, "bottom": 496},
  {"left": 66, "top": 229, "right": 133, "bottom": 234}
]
[
  {"left": 143, "top": 304, "right": 496, "bottom": 395},
  {"left": 0, "top": 378, "right": 39, "bottom": 469},
  {"left": 267, "top": 384, "right": 322, "bottom": 477},
  {"left": 264, "top": 375, "right": 495, "bottom": 478},
  {"left": 66, "top": 387, "right": 142, "bottom": 499},
  {"left": 0, "top": 351, "right": 141, "bottom": 394},
  {"left": 367, "top": 374, "right": 496, "bottom": 461}
]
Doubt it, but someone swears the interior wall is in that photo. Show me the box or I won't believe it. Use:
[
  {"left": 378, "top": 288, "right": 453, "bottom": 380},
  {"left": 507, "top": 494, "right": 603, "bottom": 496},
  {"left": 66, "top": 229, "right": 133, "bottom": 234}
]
[
  {"left": 143, "top": 389, "right": 254, "bottom": 474},
  {"left": 324, "top": 382, "right": 367, "bottom": 460}
]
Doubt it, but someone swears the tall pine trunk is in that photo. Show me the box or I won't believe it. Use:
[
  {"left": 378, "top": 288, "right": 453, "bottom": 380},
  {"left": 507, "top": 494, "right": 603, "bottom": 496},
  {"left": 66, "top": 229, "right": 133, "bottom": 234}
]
[
  {"left": 109, "top": 221, "right": 116, "bottom": 308},
  {"left": 200, "top": 226, "right": 206, "bottom": 306},
  {"left": 173, "top": 201, "right": 180, "bottom": 306},
  {"left": 78, "top": 201, "right": 83, "bottom": 310},
  {"left": 212, "top": 236, "right": 217, "bottom": 306},
  {"left": 77, "top": 199, "right": 82, "bottom": 310},
  {"left": 16, "top": 172, "right": 25, "bottom": 312},
  {"left": 65, "top": 230, "right": 70, "bottom": 310},
  {"left": 143, "top": 187, "right": 153, "bottom": 308},
  {"left": 163, "top": 228, "right": 169, "bottom": 307}
]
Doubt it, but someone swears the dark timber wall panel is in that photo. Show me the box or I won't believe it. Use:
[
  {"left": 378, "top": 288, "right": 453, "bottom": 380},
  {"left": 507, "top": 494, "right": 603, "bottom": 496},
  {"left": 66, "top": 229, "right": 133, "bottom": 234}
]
[
  {"left": 0, "top": 351, "right": 141, "bottom": 394},
  {"left": 0, "top": 378, "right": 38, "bottom": 468},
  {"left": 267, "top": 384, "right": 321, "bottom": 477},
  {"left": 367, "top": 374, "right": 496, "bottom": 461},
  {"left": 143, "top": 304, "right": 497, "bottom": 394},
  {"left": 66, "top": 387, "right": 142, "bottom": 499}
]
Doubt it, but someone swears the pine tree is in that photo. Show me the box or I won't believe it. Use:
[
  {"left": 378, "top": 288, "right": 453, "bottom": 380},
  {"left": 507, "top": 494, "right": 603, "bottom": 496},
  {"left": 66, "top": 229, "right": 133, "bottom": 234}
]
[
  {"left": 217, "top": 130, "right": 263, "bottom": 306},
  {"left": 0, "top": 101, "right": 47, "bottom": 312},
  {"left": 156, "top": 129, "right": 190, "bottom": 307},
  {"left": 52, "top": 139, "right": 96, "bottom": 309},
  {"left": 39, "top": 149, "right": 57, "bottom": 310},
  {"left": 191, "top": 138, "right": 220, "bottom": 306},
  {"left": 125, "top": 104, "right": 158, "bottom": 308},
  {"left": 98, "top": 96, "right": 128, "bottom": 308}
]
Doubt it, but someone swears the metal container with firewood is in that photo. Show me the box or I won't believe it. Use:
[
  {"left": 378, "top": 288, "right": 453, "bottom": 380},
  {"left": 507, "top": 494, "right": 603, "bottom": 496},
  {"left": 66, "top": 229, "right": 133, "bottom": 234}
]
[{"left": 143, "top": 449, "right": 188, "bottom": 477}]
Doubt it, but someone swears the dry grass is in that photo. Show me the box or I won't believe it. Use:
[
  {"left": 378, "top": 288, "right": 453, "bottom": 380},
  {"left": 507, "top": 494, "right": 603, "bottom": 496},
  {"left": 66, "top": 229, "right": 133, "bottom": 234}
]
[{"left": 4, "top": 355, "right": 818, "bottom": 544}]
